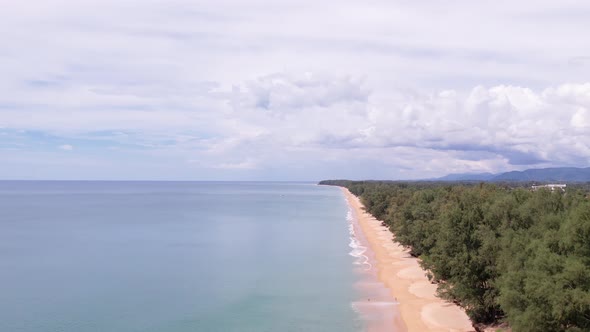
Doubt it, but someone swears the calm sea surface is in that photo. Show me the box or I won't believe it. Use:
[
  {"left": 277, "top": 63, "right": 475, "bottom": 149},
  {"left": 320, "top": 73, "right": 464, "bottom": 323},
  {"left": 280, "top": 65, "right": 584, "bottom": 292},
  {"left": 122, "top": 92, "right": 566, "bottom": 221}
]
[{"left": 0, "top": 181, "right": 361, "bottom": 332}]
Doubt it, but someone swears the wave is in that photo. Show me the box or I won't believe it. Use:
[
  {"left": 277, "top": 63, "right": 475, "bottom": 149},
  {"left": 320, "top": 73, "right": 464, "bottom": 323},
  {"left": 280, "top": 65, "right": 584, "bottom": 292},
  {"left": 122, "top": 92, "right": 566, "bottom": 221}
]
[{"left": 347, "top": 208, "right": 372, "bottom": 271}]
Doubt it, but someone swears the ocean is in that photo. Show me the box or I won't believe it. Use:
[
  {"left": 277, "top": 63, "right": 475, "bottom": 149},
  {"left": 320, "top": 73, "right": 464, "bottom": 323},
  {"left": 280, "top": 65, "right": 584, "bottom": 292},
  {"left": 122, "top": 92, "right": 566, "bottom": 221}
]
[{"left": 0, "top": 181, "right": 363, "bottom": 332}]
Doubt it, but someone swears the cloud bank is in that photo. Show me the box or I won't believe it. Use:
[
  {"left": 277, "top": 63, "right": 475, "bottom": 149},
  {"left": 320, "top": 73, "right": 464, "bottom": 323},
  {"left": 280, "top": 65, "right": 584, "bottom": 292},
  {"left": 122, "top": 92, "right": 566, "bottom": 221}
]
[{"left": 0, "top": 1, "right": 589, "bottom": 180}]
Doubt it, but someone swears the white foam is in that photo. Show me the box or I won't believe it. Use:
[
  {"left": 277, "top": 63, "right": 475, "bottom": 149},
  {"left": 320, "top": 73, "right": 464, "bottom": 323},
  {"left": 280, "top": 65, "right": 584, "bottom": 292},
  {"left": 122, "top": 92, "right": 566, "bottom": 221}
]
[
  {"left": 351, "top": 301, "right": 399, "bottom": 308},
  {"left": 350, "top": 301, "right": 400, "bottom": 323},
  {"left": 346, "top": 207, "right": 372, "bottom": 271}
]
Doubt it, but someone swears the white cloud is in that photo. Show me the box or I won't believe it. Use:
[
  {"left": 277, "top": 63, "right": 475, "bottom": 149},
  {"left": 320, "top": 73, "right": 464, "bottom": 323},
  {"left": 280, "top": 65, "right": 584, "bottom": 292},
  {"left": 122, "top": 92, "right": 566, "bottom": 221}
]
[
  {"left": 58, "top": 144, "right": 73, "bottom": 151},
  {"left": 215, "top": 160, "right": 258, "bottom": 170},
  {"left": 571, "top": 107, "right": 590, "bottom": 128}
]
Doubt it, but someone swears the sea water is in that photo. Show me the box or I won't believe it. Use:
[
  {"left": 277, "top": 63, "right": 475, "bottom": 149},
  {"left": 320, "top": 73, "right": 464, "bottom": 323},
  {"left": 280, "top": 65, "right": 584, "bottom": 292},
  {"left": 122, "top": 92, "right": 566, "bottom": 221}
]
[{"left": 0, "top": 181, "right": 363, "bottom": 332}]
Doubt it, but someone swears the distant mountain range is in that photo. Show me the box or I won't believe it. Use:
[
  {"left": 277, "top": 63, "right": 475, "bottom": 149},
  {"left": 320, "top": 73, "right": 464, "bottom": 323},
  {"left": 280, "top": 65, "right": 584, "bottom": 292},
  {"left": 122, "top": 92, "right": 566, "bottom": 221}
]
[
  {"left": 435, "top": 172, "right": 496, "bottom": 181},
  {"left": 434, "top": 167, "right": 590, "bottom": 182}
]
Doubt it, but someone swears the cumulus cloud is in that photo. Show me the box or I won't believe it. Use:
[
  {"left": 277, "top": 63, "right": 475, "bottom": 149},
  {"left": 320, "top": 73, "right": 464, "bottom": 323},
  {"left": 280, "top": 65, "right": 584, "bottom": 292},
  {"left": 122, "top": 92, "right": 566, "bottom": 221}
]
[
  {"left": 238, "top": 73, "right": 369, "bottom": 110},
  {"left": 224, "top": 76, "right": 590, "bottom": 174}
]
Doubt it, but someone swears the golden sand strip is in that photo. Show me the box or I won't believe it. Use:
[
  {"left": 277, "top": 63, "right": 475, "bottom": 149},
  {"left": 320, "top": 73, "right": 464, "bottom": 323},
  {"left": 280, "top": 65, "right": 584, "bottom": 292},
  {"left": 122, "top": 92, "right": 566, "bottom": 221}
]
[{"left": 342, "top": 188, "right": 475, "bottom": 332}]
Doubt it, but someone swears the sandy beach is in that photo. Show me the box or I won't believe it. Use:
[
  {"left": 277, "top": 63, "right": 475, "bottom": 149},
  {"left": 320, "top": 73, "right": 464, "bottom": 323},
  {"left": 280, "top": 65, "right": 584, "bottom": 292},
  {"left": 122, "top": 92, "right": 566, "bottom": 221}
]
[{"left": 343, "top": 188, "right": 475, "bottom": 332}]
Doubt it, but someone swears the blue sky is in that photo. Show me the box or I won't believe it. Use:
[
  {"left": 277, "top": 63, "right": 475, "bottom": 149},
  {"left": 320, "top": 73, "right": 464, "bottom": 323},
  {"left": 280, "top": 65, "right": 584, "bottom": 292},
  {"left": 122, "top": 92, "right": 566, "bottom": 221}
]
[{"left": 1, "top": 0, "right": 590, "bottom": 180}]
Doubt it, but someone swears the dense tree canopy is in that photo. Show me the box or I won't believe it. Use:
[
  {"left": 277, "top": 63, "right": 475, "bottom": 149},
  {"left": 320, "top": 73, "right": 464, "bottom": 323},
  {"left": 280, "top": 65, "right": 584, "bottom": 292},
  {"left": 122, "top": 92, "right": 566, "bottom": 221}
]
[{"left": 319, "top": 180, "right": 590, "bottom": 331}]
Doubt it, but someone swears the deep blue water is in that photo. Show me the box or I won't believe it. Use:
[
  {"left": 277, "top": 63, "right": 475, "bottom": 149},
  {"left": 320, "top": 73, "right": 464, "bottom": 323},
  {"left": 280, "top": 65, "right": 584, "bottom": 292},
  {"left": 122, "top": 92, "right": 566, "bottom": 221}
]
[{"left": 0, "top": 181, "right": 360, "bottom": 332}]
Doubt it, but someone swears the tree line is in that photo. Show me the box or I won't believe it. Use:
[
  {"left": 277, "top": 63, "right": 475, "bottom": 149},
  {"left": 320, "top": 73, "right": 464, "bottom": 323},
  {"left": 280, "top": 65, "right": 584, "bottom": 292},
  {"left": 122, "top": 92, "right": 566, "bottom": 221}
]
[{"left": 320, "top": 180, "right": 590, "bottom": 332}]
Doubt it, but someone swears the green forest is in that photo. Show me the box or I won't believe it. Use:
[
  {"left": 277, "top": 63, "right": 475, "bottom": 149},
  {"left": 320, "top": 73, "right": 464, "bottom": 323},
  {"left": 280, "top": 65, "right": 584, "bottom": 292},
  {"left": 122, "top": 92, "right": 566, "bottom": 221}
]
[{"left": 320, "top": 180, "right": 590, "bottom": 332}]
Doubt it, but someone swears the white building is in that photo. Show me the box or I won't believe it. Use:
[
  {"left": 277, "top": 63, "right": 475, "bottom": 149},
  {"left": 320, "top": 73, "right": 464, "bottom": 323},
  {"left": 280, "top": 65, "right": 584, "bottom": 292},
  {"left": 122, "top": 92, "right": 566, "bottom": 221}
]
[{"left": 531, "top": 184, "right": 567, "bottom": 192}]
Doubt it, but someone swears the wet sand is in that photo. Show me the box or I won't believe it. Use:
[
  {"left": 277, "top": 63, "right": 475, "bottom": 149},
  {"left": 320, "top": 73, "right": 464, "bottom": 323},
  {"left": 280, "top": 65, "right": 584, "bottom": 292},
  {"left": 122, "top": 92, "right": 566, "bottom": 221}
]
[{"left": 343, "top": 188, "right": 474, "bottom": 332}]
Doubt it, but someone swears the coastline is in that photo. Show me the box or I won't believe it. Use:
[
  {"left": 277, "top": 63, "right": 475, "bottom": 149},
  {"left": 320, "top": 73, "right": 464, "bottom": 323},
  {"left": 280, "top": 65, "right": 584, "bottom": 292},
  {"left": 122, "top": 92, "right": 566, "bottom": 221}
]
[{"left": 342, "top": 188, "right": 474, "bottom": 332}]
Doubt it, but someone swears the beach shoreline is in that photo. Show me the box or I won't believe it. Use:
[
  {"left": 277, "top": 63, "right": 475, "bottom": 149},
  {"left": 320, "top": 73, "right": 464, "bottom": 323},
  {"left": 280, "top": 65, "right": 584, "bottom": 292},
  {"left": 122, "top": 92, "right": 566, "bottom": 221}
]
[{"left": 342, "top": 188, "right": 475, "bottom": 332}]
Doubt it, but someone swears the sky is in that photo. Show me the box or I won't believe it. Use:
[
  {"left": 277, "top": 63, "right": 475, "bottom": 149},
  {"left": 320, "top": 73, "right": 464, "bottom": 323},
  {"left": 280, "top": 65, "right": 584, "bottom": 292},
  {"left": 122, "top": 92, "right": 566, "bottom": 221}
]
[{"left": 1, "top": 0, "right": 589, "bottom": 180}]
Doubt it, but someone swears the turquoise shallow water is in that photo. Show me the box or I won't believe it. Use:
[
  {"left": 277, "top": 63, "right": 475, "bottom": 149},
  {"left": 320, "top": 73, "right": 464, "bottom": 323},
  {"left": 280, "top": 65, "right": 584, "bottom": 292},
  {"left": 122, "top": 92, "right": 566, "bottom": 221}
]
[{"left": 0, "top": 181, "right": 361, "bottom": 332}]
